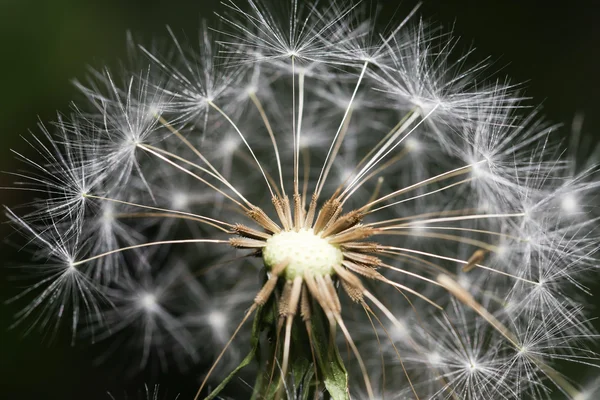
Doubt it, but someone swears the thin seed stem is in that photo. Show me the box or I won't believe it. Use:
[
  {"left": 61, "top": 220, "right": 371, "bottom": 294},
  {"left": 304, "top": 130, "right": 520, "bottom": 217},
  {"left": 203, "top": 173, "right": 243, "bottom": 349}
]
[
  {"left": 112, "top": 212, "right": 231, "bottom": 233},
  {"left": 382, "top": 251, "right": 452, "bottom": 277},
  {"left": 368, "top": 178, "right": 473, "bottom": 213},
  {"left": 83, "top": 194, "right": 232, "bottom": 229},
  {"left": 350, "top": 104, "right": 437, "bottom": 185},
  {"left": 380, "top": 212, "right": 526, "bottom": 227},
  {"left": 335, "top": 314, "right": 375, "bottom": 400},
  {"left": 195, "top": 304, "right": 258, "bottom": 400},
  {"left": 137, "top": 144, "right": 247, "bottom": 209},
  {"left": 333, "top": 111, "right": 415, "bottom": 197},
  {"left": 436, "top": 274, "right": 581, "bottom": 399},
  {"left": 72, "top": 239, "right": 227, "bottom": 267},
  {"left": 342, "top": 110, "right": 422, "bottom": 200},
  {"left": 364, "top": 305, "right": 420, "bottom": 399},
  {"left": 367, "top": 208, "right": 479, "bottom": 226},
  {"left": 292, "top": 56, "right": 297, "bottom": 197},
  {"left": 249, "top": 91, "right": 286, "bottom": 196},
  {"left": 379, "top": 262, "right": 442, "bottom": 287},
  {"left": 343, "top": 150, "right": 408, "bottom": 207},
  {"left": 378, "top": 278, "right": 444, "bottom": 309},
  {"left": 301, "top": 147, "right": 310, "bottom": 210},
  {"left": 140, "top": 143, "right": 252, "bottom": 207},
  {"left": 360, "top": 162, "right": 481, "bottom": 212},
  {"left": 235, "top": 150, "right": 283, "bottom": 199},
  {"left": 156, "top": 116, "right": 234, "bottom": 189},
  {"left": 383, "top": 247, "right": 539, "bottom": 285},
  {"left": 361, "top": 306, "right": 386, "bottom": 396},
  {"left": 208, "top": 100, "right": 275, "bottom": 197},
  {"left": 377, "top": 230, "right": 500, "bottom": 252},
  {"left": 387, "top": 225, "right": 523, "bottom": 241},
  {"left": 366, "top": 177, "right": 384, "bottom": 207},
  {"left": 315, "top": 60, "right": 369, "bottom": 198},
  {"left": 279, "top": 277, "right": 303, "bottom": 395},
  {"left": 295, "top": 70, "right": 306, "bottom": 196}
]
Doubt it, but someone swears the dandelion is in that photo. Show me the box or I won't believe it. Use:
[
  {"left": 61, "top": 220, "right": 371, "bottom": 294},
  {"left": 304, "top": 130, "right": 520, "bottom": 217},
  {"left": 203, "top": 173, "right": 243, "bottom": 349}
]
[
  {"left": 107, "top": 384, "right": 180, "bottom": 400},
  {"left": 4, "top": 0, "right": 599, "bottom": 399}
]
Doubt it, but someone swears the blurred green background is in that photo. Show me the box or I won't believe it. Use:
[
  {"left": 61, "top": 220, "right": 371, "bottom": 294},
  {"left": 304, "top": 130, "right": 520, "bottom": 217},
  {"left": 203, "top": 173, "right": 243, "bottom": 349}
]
[{"left": 0, "top": 0, "right": 598, "bottom": 399}]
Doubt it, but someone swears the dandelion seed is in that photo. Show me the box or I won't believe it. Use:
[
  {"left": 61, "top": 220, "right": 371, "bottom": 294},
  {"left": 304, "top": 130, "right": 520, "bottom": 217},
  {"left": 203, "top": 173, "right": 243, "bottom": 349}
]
[{"left": 3, "top": 0, "right": 599, "bottom": 399}]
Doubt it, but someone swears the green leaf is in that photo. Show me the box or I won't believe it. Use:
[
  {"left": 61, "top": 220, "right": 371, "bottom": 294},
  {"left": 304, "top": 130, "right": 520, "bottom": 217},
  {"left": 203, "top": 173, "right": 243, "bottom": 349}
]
[
  {"left": 204, "top": 305, "right": 263, "bottom": 400},
  {"left": 204, "top": 288, "right": 350, "bottom": 400},
  {"left": 309, "top": 308, "right": 349, "bottom": 400}
]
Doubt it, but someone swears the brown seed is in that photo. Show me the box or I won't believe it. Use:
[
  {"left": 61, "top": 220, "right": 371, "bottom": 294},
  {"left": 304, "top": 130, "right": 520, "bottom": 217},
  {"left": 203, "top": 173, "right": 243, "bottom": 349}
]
[
  {"left": 247, "top": 206, "right": 281, "bottom": 234},
  {"left": 232, "top": 223, "right": 271, "bottom": 240},
  {"left": 313, "top": 197, "right": 342, "bottom": 233},
  {"left": 342, "top": 260, "right": 383, "bottom": 280},
  {"left": 279, "top": 280, "right": 293, "bottom": 316},
  {"left": 320, "top": 209, "right": 364, "bottom": 237},
  {"left": 333, "top": 264, "right": 365, "bottom": 302},
  {"left": 282, "top": 196, "right": 293, "bottom": 230},
  {"left": 272, "top": 196, "right": 290, "bottom": 231},
  {"left": 293, "top": 193, "right": 304, "bottom": 231},
  {"left": 327, "top": 226, "right": 378, "bottom": 244},
  {"left": 304, "top": 193, "right": 318, "bottom": 228},
  {"left": 341, "top": 242, "right": 383, "bottom": 253},
  {"left": 463, "top": 249, "right": 488, "bottom": 272},
  {"left": 229, "top": 237, "right": 267, "bottom": 249},
  {"left": 300, "top": 285, "right": 311, "bottom": 321},
  {"left": 342, "top": 251, "right": 382, "bottom": 268}
]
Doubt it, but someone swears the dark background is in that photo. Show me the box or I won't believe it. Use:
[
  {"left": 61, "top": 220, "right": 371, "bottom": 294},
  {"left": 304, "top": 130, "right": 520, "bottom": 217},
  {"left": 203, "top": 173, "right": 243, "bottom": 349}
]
[{"left": 0, "top": 0, "right": 598, "bottom": 399}]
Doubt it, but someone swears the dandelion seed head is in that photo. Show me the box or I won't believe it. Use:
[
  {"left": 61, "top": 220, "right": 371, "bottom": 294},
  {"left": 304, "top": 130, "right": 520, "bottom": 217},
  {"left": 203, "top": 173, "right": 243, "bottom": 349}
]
[
  {"left": 140, "top": 293, "right": 158, "bottom": 312},
  {"left": 171, "top": 192, "right": 189, "bottom": 210},
  {"left": 101, "top": 203, "right": 114, "bottom": 222},
  {"left": 4, "top": 0, "right": 599, "bottom": 397},
  {"left": 207, "top": 311, "right": 227, "bottom": 332},
  {"left": 410, "top": 222, "right": 426, "bottom": 234},
  {"left": 561, "top": 193, "right": 579, "bottom": 213},
  {"left": 219, "top": 135, "right": 241, "bottom": 155},
  {"left": 388, "top": 318, "right": 410, "bottom": 341},
  {"left": 263, "top": 228, "right": 342, "bottom": 280},
  {"left": 404, "top": 137, "right": 421, "bottom": 152},
  {"left": 426, "top": 351, "right": 442, "bottom": 365},
  {"left": 67, "top": 260, "right": 77, "bottom": 272}
]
